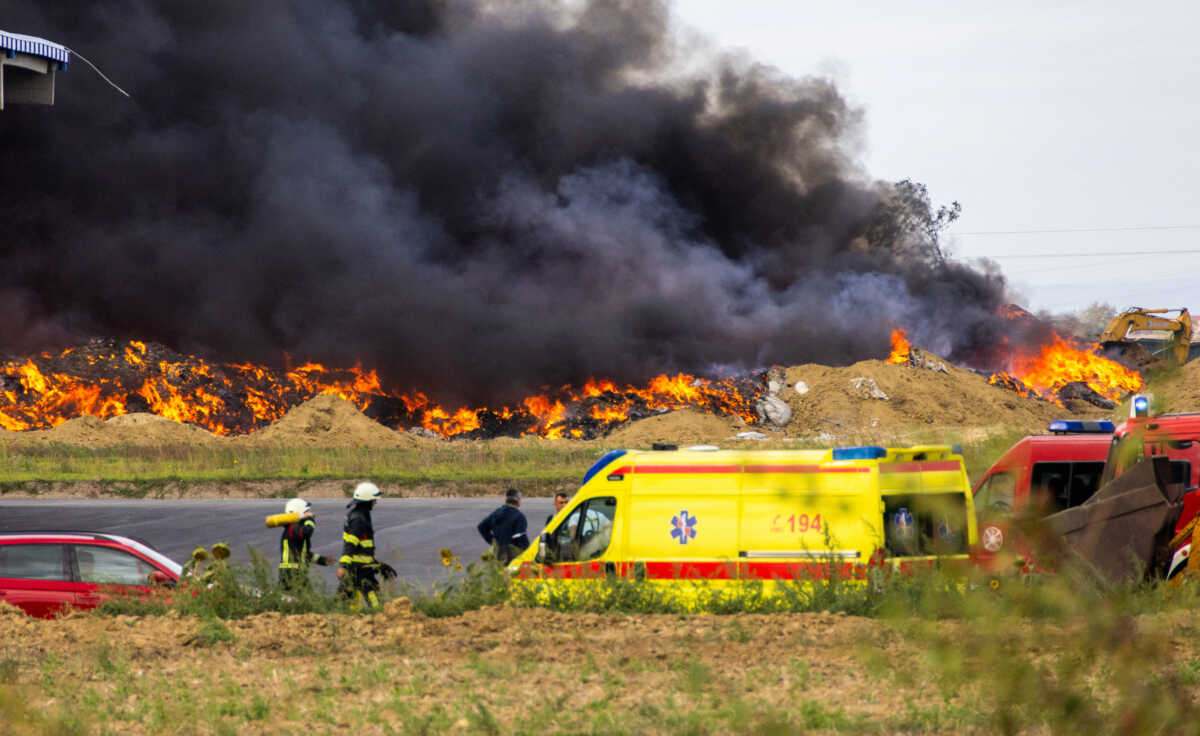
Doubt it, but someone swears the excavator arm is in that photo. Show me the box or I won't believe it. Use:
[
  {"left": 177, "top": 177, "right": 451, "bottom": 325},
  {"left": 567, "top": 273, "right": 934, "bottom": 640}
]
[{"left": 1099, "top": 308, "right": 1192, "bottom": 366}]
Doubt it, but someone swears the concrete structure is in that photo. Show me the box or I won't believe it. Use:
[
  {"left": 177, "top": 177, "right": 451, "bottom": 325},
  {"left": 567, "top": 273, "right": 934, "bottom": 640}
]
[{"left": 0, "top": 30, "right": 70, "bottom": 109}]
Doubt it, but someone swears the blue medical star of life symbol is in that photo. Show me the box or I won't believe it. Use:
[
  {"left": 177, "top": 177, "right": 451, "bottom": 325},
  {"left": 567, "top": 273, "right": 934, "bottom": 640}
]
[{"left": 670, "top": 510, "right": 697, "bottom": 545}]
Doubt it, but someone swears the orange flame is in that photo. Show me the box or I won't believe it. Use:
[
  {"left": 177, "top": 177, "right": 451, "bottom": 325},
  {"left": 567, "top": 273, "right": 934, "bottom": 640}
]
[
  {"left": 0, "top": 341, "right": 760, "bottom": 439},
  {"left": 988, "top": 335, "right": 1143, "bottom": 405},
  {"left": 885, "top": 329, "right": 911, "bottom": 364}
]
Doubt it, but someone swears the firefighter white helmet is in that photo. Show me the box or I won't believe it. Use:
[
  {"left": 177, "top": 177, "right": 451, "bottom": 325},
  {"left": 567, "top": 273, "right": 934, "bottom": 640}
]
[
  {"left": 284, "top": 498, "right": 311, "bottom": 516},
  {"left": 352, "top": 482, "right": 382, "bottom": 502}
]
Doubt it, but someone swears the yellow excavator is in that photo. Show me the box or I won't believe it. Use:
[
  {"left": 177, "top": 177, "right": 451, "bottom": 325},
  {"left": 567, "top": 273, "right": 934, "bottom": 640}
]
[{"left": 1099, "top": 307, "right": 1194, "bottom": 367}]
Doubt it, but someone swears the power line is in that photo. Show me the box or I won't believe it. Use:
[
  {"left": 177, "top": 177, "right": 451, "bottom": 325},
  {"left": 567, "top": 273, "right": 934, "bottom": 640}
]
[
  {"left": 973, "top": 249, "right": 1200, "bottom": 259},
  {"left": 62, "top": 45, "right": 130, "bottom": 98},
  {"left": 955, "top": 225, "right": 1200, "bottom": 235}
]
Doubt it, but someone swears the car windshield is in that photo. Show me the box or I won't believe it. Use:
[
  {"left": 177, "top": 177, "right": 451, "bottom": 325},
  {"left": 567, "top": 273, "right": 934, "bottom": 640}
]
[{"left": 115, "top": 537, "right": 182, "bottom": 576}]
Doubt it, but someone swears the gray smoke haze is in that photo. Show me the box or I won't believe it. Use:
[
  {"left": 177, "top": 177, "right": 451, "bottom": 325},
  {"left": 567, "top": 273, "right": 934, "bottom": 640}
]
[{"left": 0, "top": 0, "right": 1007, "bottom": 403}]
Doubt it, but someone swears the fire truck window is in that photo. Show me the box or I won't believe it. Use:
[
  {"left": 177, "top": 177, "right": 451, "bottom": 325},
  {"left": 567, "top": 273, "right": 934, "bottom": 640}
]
[
  {"left": 1030, "top": 463, "right": 1070, "bottom": 514},
  {"left": 0, "top": 544, "right": 67, "bottom": 581},
  {"left": 577, "top": 498, "right": 617, "bottom": 561},
  {"left": 75, "top": 545, "right": 151, "bottom": 586},
  {"left": 1067, "top": 462, "right": 1105, "bottom": 507},
  {"left": 1170, "top": 461, "right": 1192, "bottom": 489},
  {"left": 976, "top": 472, "right": 1015, "bottom": 513}
]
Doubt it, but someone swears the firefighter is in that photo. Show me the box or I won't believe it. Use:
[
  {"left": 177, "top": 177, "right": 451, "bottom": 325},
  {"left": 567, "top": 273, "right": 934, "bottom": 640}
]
[
  {"left": 278, "top": 498, "right": 331, "bottom": 590},
  {"left": 477, "top": 487, "right": 530, "bottom": 564},
  {"left": 337, "top": 481, "right": 397, "bottom": 608}
]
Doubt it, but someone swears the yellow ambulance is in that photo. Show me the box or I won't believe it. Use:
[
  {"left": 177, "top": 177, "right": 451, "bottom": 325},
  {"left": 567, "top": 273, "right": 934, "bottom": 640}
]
[{"left": 509, "top": 444, "right": 977, "bottom": 587}]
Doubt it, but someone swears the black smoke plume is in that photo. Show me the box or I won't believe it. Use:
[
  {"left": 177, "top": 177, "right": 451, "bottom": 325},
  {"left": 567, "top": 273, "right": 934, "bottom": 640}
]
[{"left": 0, "top": 0, "right": 1006, "bottom": 404}]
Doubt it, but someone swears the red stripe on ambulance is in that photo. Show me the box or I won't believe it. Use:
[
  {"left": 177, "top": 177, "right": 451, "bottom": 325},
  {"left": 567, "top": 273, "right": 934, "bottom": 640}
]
[{"left": 878, "top": 461, "right": 961, "bottom": 473}]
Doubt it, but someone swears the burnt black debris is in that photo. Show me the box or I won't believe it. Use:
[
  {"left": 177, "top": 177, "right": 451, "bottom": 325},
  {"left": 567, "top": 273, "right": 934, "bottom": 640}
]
[{"left": 0, "top": 339, "right": 764, "bottom": 438}]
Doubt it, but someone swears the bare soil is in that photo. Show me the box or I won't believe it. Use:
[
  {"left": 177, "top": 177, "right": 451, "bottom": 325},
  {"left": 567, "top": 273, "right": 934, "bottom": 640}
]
[
  {"left": 780, "top": 358, "right": 1098, "bottom": 441},
  {"left": 1151, "top": 359, "right": 1200, "bottom": 413},
  {"left": 3, "top": 598, "right": 1196, "bottom": 734},
  {"left": 0, "top": 600, "right": 962, "bottom": 733}
]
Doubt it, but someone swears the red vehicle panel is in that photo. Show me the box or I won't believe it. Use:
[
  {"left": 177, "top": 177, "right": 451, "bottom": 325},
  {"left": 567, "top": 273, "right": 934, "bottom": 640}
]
[
  {"left": 971, "top": 429, "right": 1113, "bottom": 574},
  {"left": 0, "top": 533, "right": 181, "bottom": 619},
  {"left": 971, "top": 413, "right": 1200, "bottom": 578}
]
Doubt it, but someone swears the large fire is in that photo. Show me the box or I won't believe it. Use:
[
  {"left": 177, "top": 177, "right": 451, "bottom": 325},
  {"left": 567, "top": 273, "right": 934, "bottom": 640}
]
[
  {"left": 986, "top": 335, "right": 1143, "bottom": 405},
  {"left": 0, "top": 340, "right": 761, "bottom": 439},
  {"left": 883, "top": 310, "right": 1144, "bottom": 406},
  {"left": 888, "top": 303, "right": 1147, "bottom": 408}
]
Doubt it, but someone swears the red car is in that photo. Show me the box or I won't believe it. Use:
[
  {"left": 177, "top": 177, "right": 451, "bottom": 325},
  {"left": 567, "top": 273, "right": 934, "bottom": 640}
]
[{"left": 0, "top": 532, "right": 182, "bottom": 618}]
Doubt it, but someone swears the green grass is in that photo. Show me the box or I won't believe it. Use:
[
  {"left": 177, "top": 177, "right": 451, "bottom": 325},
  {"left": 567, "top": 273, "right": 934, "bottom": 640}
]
[
  {"left": 0, "top": 431, "right": 1023, "bottom": 492},
  {"left": 0, "top": 442, "right": 603, "bottom": 492}
]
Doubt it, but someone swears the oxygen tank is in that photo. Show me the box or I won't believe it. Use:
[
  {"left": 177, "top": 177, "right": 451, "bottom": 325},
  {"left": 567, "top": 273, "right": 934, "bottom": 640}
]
[{"left": 265, "top": 512, "right": 301, "bottom": 528}]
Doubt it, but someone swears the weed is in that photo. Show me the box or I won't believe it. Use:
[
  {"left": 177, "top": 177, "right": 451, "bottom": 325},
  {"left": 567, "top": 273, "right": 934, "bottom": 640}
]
[
  {"left": 468, "top": 654, "right": 510, "bottom": 680},
  {"left": 1179, "top": 658, "right": 1200, "bottom": 686},
  {"left": 92, "top": 639, "right": 128, "bottom": 678},
  {"left": 468, "top": 699, "right": 503, "bottom": 736},
  {"left": 726, "top": 619, "right": 752, "bottom": 643},
  {"left": 404, "top": 555, "right": 510, "bottom": 618},
  {"left": 246, "top": 694, "right": 270, "bottom": 721},
  {"left": 0, "top": 656, "right": 17, "bottom": 684},
  {"left": 190, "top": 618, "right": 235, "bottom": 647},
  {"left": 797, "top": 699, "right": 851, "bottom": 730},
  {"left": 787, "top": 657, "right": 810, "bottom": 689}
]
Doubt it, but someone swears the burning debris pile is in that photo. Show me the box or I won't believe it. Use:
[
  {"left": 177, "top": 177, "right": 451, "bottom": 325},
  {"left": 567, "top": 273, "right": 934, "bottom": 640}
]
[
  {"left": 0, "top": 340, "right": 762, "bottom": 440},
  {"left": 885, "top": 306, "right": 1144, "bottom": 410},
  {"left": 982, "top": 332, "right": 1143, "bottom": 409},
  {"left": 883, "top": 330, "right": 948, "bottom": 373}
]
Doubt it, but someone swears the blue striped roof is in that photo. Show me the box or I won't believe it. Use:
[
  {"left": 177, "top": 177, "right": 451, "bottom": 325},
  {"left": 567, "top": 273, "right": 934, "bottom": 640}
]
[{"left": 0, "top": 30, "right": 70, "bottom": 65}]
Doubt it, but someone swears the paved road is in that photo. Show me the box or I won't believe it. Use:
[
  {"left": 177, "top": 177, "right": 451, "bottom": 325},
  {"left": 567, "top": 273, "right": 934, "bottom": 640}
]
[{"left": 0, "top": 498, "right": 554, "bottom": 587}]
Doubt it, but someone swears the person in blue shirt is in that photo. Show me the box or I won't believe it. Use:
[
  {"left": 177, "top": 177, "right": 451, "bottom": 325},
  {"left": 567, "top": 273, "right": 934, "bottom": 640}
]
[{"left": 477, "top": 488, "right": 529, "bottom": 564}]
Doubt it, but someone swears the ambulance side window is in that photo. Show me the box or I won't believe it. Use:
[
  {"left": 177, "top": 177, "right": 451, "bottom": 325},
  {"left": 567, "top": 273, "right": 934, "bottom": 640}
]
[{"left": 976, "top": 472, "right": 1015, "bottom": 513}]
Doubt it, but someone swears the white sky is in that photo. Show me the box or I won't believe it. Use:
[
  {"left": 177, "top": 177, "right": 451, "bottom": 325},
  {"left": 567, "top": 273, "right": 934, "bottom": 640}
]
[{"left": 673, "top": 1, "right": 1200, "bottom": 314}]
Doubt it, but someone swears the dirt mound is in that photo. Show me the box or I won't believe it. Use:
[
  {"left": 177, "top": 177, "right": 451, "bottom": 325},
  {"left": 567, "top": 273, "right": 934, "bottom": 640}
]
[
  {"left": 10, "top": 412, "right": 221, "bottom": 447},
  {"left": 1151, "top": 360, "right": 1200, "bottom": 413},
  {"left": 594, "top": 356, "right": 1107, "bottom": 449},
  {"left": 247, "top": 394, "right": 434, "bottom": 448},
  {"left": 780, "top": 358, "right": 1100, "bottom": 443},
  {"left": 601, "top": 408, "right": 743, "bottom": 447}
]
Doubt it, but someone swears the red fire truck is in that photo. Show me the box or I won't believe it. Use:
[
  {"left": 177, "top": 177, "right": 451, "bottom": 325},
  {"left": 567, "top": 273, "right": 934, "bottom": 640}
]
[
  {"left": 972, "top": 420, "right": 1113, "bottom": 575},
  {"left": 1102, "top": 401, "right": 1200, "bottom": 577},
  {"left": 972, "top": 403, "right": 1200, "bottom": 579}
]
